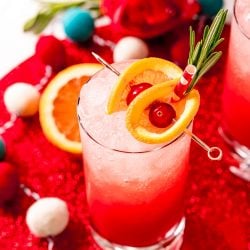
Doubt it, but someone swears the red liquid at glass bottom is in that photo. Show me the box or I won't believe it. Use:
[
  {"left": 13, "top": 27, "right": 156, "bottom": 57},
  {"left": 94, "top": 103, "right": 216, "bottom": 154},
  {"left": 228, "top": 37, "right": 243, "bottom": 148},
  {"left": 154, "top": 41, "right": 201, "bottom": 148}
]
[
  {"left": 222, "top": 62, "right": 250, "bottom": 149},
  {"left": 221, "top": 10, "right": 250, "bottom": 150},
  {"left": 85, "top": 163, "right": 188, "bottom": 247}
]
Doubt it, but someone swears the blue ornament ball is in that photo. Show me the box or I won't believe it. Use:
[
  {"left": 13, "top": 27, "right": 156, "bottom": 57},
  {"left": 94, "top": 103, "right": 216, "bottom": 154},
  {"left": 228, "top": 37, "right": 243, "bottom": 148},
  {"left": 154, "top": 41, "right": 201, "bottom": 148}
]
[
  {"left": 198, "top": 0, "right": 224, "bottom": 16},
  {"left": 63, "top": 8, "right": 94, "bottom": 42},
  {"left": 0, "top": 137, "right": 6, "bottom": 161}
]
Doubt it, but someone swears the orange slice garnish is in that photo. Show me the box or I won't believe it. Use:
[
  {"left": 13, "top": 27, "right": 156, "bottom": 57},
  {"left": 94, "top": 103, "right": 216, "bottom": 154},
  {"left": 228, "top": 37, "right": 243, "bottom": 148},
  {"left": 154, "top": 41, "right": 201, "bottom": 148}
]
[
  {"left": 126, "top": 80, "right": 200, "bottom": 144},
  {"left": 106, "top": 57, "right": 183, "bottom": 114},
  {"left": 39, "top": 63, "right": 103, "bottom": 154},
  {"left": 106, "top": 57, "right": 200, "bottom": 144}
]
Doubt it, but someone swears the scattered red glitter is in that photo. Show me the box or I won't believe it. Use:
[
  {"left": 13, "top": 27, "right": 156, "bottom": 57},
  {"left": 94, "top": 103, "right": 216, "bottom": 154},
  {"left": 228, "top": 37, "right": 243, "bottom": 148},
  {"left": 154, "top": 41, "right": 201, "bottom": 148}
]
[{"left": 0, "top": 25, "right": 249, "bottom": 250}]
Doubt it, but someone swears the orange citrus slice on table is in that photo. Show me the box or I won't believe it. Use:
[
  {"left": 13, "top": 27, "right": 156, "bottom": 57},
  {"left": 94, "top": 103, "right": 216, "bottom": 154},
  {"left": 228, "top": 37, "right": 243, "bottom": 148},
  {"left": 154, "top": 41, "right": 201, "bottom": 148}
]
[
  {"left": 39, "top": 63, "right": 103, "bottom": 154},
  {"left": 106, "top": 57, "right": 200, "bottom": 144}
]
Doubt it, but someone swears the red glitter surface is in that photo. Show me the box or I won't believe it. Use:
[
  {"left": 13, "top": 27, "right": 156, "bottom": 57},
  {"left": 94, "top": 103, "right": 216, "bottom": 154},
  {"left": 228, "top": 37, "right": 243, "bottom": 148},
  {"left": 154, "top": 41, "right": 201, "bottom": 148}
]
[{"left": 0, "top": 25, "right": 249, "bottom": 250}]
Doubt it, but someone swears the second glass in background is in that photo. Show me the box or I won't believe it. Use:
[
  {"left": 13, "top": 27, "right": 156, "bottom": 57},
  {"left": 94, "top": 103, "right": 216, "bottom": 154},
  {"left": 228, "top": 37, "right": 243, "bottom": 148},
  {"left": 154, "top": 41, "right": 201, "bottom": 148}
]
[
  {"left": 221, "top": 0, "right": 250, "bottom": 156},
  {"left": 221, "top": 0, "right": 250, "bottom": 181}
]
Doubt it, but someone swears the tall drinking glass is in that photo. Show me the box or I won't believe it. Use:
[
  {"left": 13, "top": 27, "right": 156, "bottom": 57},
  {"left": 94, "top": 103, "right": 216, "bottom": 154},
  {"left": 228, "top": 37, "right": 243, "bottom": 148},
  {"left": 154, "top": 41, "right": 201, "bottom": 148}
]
[
  {"left": 77, "top": 61, "right": 192, "bottom": 249},
  {"left": 221, "top": 0, "right": 250, "bottom": 180}
]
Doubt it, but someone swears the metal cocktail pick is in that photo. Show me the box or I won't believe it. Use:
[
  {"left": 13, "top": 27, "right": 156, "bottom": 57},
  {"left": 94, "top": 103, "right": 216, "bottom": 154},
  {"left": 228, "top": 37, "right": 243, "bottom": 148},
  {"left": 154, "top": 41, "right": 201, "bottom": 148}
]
[{"left": 91, "top": 52, "right": 223, "bottom": 161}]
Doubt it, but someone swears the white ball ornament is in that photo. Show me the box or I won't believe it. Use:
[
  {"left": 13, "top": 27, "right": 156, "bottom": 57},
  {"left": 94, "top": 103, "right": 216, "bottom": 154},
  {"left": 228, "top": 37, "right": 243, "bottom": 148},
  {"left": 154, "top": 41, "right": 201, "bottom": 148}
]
[
  {"left": 26, "top": 197, "right": 69, "bottom": 238},
  {"left": 4, "top": 83, "right": 40, "bottom": 117},
  {"left": 113, "top": 36, "right": 149, "bottom": 62}
]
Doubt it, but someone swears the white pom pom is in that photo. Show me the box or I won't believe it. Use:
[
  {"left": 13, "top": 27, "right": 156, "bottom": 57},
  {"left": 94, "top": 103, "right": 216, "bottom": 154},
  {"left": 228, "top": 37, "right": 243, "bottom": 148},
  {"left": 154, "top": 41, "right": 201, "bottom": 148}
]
[
  {"left": 26, "top": 197, "right": 69, "bottom": 237},
  {"left": 113, "top": 36, "right": 149, "bottom": 62},
  {"left": 4, "top": 83, "right": 40, "bottom": 117}
]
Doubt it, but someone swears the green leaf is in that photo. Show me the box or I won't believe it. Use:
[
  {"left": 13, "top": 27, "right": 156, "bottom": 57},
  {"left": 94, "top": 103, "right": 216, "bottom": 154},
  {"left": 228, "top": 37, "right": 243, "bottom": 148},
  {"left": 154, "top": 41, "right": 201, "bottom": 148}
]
[
  {"left": 191, "top": 41, "right": 202, "bottom": 65},
  {"left": 30, "top": 11, "right": 55, "bottom": 34},
  {"left": 188, "top": 27, "right": 195, "bottom": 64},
  {"left": 185, "top": 9, "right": 227, "bottom": 94},
  {"left": 48, "top": 1, "right": 84, "bottom": 12},
  {"left": 23, "top": 15, "right": 39, "bottom": 32},
  {"left": 196, "top": 9, "right": 225, "bottom": 69},
  {"left": 202, "top": 25, "right": 209, "bottom": 43},
  {"left": 23, "top": 0, "right": 100, "bottom": 34},
  {"left": 202, "top": 10, "right": 224, "bottom": 48},
  {"left": 198, "top": 51, "right": 222, "bottom": 80},
  {"left": 210, "top": 38, "right": 224, "bottom": 52},
  {"left": 186, "top": 51, "right": 222, "bottom": 93},
  {"left": 212, "top": 11, "right": 227, "bottom": 47}
]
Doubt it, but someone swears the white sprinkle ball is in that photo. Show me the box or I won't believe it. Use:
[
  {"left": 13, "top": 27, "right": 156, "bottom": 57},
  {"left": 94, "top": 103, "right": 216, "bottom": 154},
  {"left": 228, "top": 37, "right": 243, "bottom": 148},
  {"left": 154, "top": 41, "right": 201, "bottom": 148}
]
[
  {"left": 4, "top": 83, "right": 40, "bottom": 117},
  {"left": 113, "top": 36, "right": 149, "bottom": 62},
  {"left": 26, "top": 197, "right": 69, "bottom": 238}
]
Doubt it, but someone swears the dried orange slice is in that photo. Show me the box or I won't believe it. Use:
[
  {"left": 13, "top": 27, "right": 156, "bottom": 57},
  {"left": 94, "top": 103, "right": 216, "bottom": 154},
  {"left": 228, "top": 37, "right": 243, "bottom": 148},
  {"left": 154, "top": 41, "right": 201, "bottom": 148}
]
[
  {"left": 106, "top": 57, "right": 183, "bottom": 114},
  {"left": 39, "top": 63, "right": 103, "bottom": 154},
  {"left": 126, "top": 81, "right": 200, "bottom": 144}
]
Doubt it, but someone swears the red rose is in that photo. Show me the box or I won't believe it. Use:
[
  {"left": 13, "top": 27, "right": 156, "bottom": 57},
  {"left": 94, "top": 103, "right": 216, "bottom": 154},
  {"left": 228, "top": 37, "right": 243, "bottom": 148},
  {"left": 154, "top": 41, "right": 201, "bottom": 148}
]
[{"left": 100, "top": 0, "right": 200, "bottom": 38}]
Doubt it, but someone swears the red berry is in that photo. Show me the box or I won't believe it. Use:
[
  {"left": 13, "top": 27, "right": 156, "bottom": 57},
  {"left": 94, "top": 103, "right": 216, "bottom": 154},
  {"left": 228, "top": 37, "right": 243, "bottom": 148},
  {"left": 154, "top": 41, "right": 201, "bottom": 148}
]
[
  {"left": 149, "top": 102, "right": 176, "bottom": 128},
  {"left": 36, "top": 35, "right": 66, "bottom": 71},
  {"left": 0, "top": 162, "right": 19, "bottom": 205},
  {"left": 126, "top": 83, "right": 152, "bottom": 105}
]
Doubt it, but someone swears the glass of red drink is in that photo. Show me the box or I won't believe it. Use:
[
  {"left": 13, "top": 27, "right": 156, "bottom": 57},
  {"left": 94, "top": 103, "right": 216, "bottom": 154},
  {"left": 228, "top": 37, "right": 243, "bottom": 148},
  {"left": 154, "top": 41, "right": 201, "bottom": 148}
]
[
  {"left": 77, "top": 62, "right": 192, "bottom": 249},
  {"left": 221, "top": 0, "right": 250, "bottom": 181}
]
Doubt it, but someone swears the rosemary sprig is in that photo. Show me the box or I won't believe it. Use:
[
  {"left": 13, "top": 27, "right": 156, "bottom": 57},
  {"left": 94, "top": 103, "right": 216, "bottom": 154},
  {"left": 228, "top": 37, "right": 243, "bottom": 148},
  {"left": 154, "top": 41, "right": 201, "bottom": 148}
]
[
  {"left": 186, "top": 9, "right": 228, "bottom": 94},
  {"left": 23, "top": 0, "right": 100, "bottom": 34}
]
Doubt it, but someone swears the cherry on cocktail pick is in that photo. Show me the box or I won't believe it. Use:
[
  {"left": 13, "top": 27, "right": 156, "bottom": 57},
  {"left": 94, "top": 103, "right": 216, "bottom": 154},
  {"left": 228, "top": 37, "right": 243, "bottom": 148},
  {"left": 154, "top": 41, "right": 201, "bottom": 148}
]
[
  {"left": 91, "top": 52, "right": 223, "bottom": 161},
  {"left": 126, "top": 83, "right": 152, "bottom": 105},
  {"left": 149, "top": 102, "right": 176, "bottom": 128}
]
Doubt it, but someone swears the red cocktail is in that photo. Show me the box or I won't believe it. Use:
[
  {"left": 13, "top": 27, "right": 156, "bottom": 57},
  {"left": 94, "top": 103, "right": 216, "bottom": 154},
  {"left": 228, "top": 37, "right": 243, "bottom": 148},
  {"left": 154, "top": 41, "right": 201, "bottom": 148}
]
[
  {"left": 221, "top": 0, "right": 250, "bottom": 151},
  {"left": 78, "top": 61, "right": 191, "bottom": 249}
]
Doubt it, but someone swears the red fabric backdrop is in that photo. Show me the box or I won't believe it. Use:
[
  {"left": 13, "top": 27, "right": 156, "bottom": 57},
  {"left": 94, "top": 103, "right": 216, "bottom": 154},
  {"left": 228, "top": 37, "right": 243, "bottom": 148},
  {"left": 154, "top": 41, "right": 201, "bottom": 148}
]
[{"left": 0, "top": 24, "right": 249, "bottom": 250}]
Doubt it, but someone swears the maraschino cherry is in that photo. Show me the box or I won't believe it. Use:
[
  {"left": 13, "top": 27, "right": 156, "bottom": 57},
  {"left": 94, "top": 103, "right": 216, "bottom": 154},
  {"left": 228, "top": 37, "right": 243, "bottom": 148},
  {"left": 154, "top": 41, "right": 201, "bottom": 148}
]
[
  {"left": 126, "top": 83, "right": 152, "bottom": 105},
  {"left": 126, "top": 83, "right": 176, "bottom": 128},
  {"left": 149, "top": 102, "right": 176, "bottom": 128}
]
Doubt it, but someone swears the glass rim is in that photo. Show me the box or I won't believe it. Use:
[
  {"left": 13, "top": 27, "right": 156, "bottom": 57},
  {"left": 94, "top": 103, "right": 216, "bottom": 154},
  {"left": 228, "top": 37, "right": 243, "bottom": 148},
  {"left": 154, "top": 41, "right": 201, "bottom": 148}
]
[
  {"left": 77, "top": 104, "right": 192, "bottom": 154},
  {"left": 234, "top": 0, "right": 250, "bottom": 39}
]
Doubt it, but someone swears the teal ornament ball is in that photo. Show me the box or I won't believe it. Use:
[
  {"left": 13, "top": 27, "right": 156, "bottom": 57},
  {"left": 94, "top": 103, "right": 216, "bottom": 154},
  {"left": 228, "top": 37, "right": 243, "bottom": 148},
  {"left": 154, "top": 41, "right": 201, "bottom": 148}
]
[
  {"left": 198, "top": 0, "right": 223, "bottom": 16},
  {"left": 63, "top": 8, "right": 94, "bottom": 42},
  {"left": 0, "top": 137, "right": 5, "bottom": 161}
]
